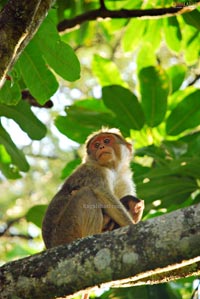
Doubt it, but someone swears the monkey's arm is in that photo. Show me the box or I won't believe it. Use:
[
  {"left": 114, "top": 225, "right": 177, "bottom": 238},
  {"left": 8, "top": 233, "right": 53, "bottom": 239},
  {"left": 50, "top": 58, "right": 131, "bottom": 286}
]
[
  {"left": 103, "top": 195, "right": 144, "bottom": 231},
  {"left": 93, "top": 188, "right": 134, "bottom": 227}
]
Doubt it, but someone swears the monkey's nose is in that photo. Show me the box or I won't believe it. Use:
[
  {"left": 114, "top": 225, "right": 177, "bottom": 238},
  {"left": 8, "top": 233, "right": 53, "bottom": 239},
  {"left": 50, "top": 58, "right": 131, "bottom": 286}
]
[{"left": 99, "top": 145, "right": 105, "bottom": 149}]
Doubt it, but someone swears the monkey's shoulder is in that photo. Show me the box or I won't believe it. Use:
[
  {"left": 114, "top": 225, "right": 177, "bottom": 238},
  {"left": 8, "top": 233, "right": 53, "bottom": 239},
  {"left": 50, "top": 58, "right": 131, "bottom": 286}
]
[{"left": 63, "top": 162, "right": 109, "bottom": 188}]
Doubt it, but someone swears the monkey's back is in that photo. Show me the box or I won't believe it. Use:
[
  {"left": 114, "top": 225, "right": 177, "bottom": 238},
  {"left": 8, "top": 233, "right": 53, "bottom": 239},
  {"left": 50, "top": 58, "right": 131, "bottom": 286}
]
[{"left": 42, "top": 163, "right": 108, "bottom": 248}]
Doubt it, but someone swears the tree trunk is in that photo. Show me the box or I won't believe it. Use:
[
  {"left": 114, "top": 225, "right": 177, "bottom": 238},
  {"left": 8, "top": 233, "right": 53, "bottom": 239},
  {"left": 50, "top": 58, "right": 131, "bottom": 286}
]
[
  {"left": 0, "top": 0, "right": 55, "bottom": 87},
  {"left": 0, "top": 203, "right": 200, "bottom": 299}
]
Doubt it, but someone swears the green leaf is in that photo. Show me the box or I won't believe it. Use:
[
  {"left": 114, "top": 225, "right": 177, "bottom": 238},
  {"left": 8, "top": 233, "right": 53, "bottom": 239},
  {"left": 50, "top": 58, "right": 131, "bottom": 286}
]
[
  {"left": 143, "top": 19, "right": 162, "bottom": 50},
  {"left": 139, "top": 66, "right": 169, "bottom": 127},
  {"left": 55, "top": 98, "right": 131, "bottom": 143},
  {"left": 0, "top": 145, "right": 21, "bottom": 179},
  {"left": 7, "top": 243, "right": 37, "bottom": 260},
  {"left": 0, "top": 101, "right": 47, "bottom": 140},
  {"left": 0, "top": 123, "right": 29, "bottom": 172},
  {"left": 26, "top": 205, "right": 47, "bottom": 228},
  {"left": 61, "top": 158, "right": 81, "bottom": 179},
  {"left": 182, "top": 26, "right": 199, "bottom": 65},
  {"left": 182, "top": 10, "right": 200, "bottom": 30},
  {"left": 40, "top": 40, "right": 80, "bottom": 82},
  {"left": 18, "top": 41, "right": 58, "bottom": 104},
  {"left": 36, "top": 10, "right": 59, "bottom": 44},
  {"left": 35, "top": 11, "right": 80, "bottom": 82},
  {"left": 137, "top": 174, "right": 197, "bottom": 205},
  {"left": 0, "top": 81, "right": 21, "bottom": 105},
  {"left": 168, "top": 86, "right": 196, "bottom": 109},
  {"left": 180, "top": 131, "right": 200, "bottom": 157},
  {"left": 137, "top": 43, "right": 157, "bottom": 73},
  {"left": 102, "top": 85, "right": 145, "bottom": 130},
  {"left": 55, "top": 115, "right": 92, "bottom": 144},
  {"left": 166, "top": 90, "right": 200, "bottom": 135},
  {"left": 92, "top": 54, "right": 126, "bottom": 86},
  {"left": 123, "top": 19, "right": 147, "bottom": 52},
  {"left": 166, "top": 64, "right": 187, "bottom": 94},
  {"left": 164, "top": 16, "right": 182, "bottom": 53}
]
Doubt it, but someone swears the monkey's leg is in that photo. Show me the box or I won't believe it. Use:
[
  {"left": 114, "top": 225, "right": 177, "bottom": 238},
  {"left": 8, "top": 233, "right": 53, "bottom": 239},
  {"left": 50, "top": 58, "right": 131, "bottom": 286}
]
[{"left": 50, "top": 187, "right": 104, "bottom": 247}]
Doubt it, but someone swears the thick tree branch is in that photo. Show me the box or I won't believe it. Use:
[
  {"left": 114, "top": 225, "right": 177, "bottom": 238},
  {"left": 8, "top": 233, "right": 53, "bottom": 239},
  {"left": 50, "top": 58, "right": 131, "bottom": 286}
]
[
  {"left": 0, "top": 0, "right": 55, "bottom": 88},
  {"left": 57, "top": 3, "right": 200, "bottom": 32},
  {"left": 0, "top": 203, "right": 200, "bottom": 299}
]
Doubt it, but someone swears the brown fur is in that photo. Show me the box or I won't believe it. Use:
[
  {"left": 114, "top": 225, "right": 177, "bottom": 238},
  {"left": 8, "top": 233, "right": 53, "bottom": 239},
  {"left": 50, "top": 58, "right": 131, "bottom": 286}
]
[{"left": 42, "top": 129, "right": 143, "bottom": 249}]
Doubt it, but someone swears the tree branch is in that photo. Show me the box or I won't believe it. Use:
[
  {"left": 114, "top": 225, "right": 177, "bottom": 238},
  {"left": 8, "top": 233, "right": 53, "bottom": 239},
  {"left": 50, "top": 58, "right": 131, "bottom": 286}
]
[
  {"left": 188, "top": 74, "right": 200, "bottom": 86},
  {"left": 57, "top": 3, "right": 200, "bottom": 32},
  {"left": 0, "top": 0, "right": 55, "bottom": 88},
  {"left": 0, "top": 203, "right": 200, "bottom": 299}
]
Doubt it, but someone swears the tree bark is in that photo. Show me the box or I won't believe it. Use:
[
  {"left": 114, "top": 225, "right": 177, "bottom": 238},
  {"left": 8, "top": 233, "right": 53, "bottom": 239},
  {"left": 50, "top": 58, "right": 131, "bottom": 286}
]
[
  {"left": 0, "top": 0, "right": 55, "bottom": 87},
  {"left": 0, "top": 203, "right": 200, "bottom": 299}
]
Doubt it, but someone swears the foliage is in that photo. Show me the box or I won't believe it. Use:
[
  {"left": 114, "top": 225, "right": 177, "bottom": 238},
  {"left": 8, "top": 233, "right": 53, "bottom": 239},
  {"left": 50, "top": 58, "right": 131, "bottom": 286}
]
[{"left": 0, "top": 0, "right": 200, "bottom": 298}]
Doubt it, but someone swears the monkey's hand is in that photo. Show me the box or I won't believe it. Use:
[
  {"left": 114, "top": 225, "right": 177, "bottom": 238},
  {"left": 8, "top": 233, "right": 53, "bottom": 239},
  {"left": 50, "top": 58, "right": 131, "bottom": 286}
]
[
  {"left": 102, "top": 195, "right": 144, "bottom": 232},
  {"left": 121, "top": 195, "right": 144, "bottom": 224}
]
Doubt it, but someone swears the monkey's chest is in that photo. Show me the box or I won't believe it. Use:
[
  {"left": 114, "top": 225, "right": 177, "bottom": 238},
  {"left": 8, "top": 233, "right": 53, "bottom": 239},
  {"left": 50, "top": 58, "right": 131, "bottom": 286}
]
[{"left": 105, "top": 169, "right": 121, "bottom": 197}]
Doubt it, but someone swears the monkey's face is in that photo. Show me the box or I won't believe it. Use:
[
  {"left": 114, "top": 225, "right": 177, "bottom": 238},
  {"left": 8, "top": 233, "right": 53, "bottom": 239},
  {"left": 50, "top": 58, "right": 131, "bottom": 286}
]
[{"left": 88, "top": 134, "right": 117, "bottom": 165}]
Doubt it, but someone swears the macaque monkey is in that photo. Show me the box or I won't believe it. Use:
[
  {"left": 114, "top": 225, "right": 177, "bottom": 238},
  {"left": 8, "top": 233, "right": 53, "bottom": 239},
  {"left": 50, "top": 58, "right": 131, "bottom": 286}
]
[{"left": 42, "top": 128, "right": 144, "bottom": 249}]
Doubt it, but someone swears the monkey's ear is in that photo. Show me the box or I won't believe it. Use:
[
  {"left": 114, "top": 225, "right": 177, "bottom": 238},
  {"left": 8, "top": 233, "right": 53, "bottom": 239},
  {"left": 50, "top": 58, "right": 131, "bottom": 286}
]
[{"left": 126, "top": 142, "right": 132, "bottom": 153}]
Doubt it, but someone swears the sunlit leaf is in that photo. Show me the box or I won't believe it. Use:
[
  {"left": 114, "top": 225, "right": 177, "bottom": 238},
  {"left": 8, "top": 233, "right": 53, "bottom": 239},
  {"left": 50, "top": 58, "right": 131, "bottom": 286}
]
[
  {"left": 0, "top": 145, "right": 21, "bottom": 179},
  {"left": 166, "top": 64, "right": 187, "bottom": 94},
  {"left": 168, "top": 86, "right": 196, "bottom": 109},
  {"left": 123, "top": 19, "right": 147, "bottom": 52},
  {"left": 137, "top": 43, "right": 157, "bottom": 73},
  {"left": 143, "top": 19, "right": 162, "bottom": 50},
  {"left": 139, "top": 66, "right": 170, "bottom": 127},
  {"left": 164, "top": 16, "right": 182, "bottom": 53},
  {"left": 0, "top": 123, "right": 29, "bottom": 172},
  {"left": 92, "top": 55, "right": 126, "bottom": 86},
  {"left": 102, "top": 85, "right": 145, "bottom": 130},
  {"left": 182, "top": 26, "right": 199, "bottom": 65}
]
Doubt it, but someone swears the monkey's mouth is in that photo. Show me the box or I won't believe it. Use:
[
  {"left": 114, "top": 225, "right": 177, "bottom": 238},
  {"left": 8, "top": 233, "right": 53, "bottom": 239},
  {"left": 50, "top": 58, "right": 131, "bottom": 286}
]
[{"left": 98, "top": 152, "right": 111, "bottom": 159}]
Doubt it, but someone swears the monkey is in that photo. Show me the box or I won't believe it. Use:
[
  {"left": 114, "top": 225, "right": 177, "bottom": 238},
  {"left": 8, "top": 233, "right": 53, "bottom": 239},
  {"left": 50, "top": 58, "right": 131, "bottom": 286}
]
[{"left": 42, "top": 128, "right": 144, "bottom": 249}]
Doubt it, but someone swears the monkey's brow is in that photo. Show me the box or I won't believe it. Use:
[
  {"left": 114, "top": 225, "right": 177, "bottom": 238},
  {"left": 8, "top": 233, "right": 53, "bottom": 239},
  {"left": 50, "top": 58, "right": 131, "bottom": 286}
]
[{"left": 87, "top": 133, "right": 125, "bottom": 147}]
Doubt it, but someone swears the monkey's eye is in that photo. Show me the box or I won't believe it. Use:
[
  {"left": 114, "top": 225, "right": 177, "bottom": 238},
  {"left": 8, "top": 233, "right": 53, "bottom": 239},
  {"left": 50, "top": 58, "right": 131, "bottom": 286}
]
[
  {"left": 104, "top": 138, "right": 110, "bottom": 144},
  {"left": 94, "top": 142, "right": 100, "bottom": 148}
]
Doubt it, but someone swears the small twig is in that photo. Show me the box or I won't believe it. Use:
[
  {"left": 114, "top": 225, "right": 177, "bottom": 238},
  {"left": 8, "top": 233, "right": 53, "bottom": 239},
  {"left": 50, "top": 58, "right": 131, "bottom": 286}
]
[
  {"left": 191, "top": 279, "right": 200, "bottom": 299},
  {"left": 0, "top": 217, "right": 33, "bottom": 240},
  {"left": 188, "top": 74, "right": 200, "bottom": 86},
  {"left": 99, "top": 0, "right": 106, "bottom": 10},
  {"left": 0, "top": 217, "right": 22, "bottom": 237},
  {"left": 22, "top": 90, "right": 53, "bottom": 108},
  {"left": 8, "top": 232, "right": 34, "bottom": 240},
  {"left": 57, "top": 4, "right": 199, "bottom": 32}
]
